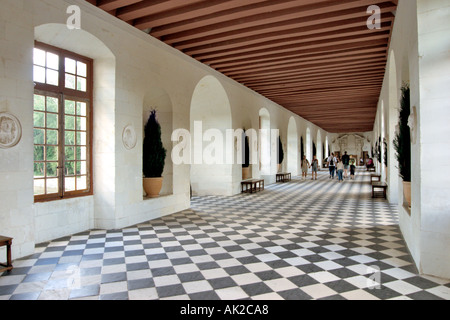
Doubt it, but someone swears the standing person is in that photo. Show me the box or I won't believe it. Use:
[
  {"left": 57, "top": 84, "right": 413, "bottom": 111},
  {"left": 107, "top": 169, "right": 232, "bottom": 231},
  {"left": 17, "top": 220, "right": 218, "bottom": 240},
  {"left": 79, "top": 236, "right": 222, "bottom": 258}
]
[
  {"left": 301, "top": 155, "right": 310, "bottom": 180},
  {"left": 350, "top": 159, "right": 356, "bottom": 180},
  {"left": 342, "top": 151, "right": 350, "bottom": 179},
  {"left": 310, "top": 155, "right": 318, "bottom": 180},
  {"left": 336, "top": 158, "right": 344, "bottom": 182},
  {"left": 366, "top": 158, "right": 374, "bottom": 170},
  {"left": 327, "top": 153, "right": 336, "bottom": 179}
]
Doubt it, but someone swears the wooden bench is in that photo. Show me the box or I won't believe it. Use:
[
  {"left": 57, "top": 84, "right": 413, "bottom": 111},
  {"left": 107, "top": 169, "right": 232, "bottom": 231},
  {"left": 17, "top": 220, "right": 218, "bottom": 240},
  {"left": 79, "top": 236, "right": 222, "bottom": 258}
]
[
  {"left": 0, "top": 236, "right": 13, "bottom": 274},
  {"left": 276, "top": 172, "right": 291, "bottom": 183},
  {"left": 372, "top": 182, "right": 388, "bottom": 199},
  {"left": 371, "top": 174, "right": 381, "bottom": 182},
  {"left": 241, "top": 179, "right": 264, "bottom": 194}
]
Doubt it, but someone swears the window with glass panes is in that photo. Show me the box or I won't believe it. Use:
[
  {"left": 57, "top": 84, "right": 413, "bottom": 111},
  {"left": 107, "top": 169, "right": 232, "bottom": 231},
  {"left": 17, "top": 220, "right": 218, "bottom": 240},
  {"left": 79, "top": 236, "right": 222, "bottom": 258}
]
[{"left": 33, "top": 42, "right": 93, "bottom": 201}]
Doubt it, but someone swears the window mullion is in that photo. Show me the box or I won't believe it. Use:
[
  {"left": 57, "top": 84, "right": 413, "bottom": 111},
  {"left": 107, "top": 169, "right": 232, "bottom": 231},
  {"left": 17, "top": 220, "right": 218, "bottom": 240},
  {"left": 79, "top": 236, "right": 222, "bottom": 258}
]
[
  {"left": 58, "top": 93, "right": 65, "bottom": 198},
  {"left": 59, "top": 50, "right": 65, "bottom": 92},
  {"left": 59, "top": 53, "right": 65, "bottom": 198}
]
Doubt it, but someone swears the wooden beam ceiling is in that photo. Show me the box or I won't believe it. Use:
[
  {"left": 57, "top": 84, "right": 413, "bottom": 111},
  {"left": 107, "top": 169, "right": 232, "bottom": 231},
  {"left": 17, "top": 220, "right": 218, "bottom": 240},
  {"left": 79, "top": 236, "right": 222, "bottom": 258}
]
[{"left": 88, "top": 0, "right": 398, "bottom": 133}]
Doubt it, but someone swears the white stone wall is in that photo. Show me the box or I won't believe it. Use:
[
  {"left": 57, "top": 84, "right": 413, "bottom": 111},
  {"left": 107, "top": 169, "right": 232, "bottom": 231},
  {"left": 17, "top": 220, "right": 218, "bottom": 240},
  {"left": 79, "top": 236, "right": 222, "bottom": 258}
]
[
  {"left": 0, "top": 0, "right": 35, "bottom": 259},
  {"left": 34, "top": 197, "right": 94, "bottom": 244},
  {"left": 416, "top": 0, "right": 450, "bottom": 279},
  {"left": 375, "top": 0, "right": 450, "bottom": 279}
]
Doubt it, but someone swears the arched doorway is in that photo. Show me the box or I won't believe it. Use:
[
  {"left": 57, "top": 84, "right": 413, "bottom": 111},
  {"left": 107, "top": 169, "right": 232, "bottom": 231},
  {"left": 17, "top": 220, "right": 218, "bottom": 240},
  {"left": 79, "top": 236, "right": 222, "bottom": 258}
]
[
  {"left": 387, "top": 50, "right": 400, "bottom": 203},
  {"left": 306, "top": 127, "right": 312, "bottom": 161},
  {"left": 259, "top": 108, "right": 271, "bottom": 176},
  {"left": 190, "top": 75, "right": 232, "bottom": 196},
  {"left": 287, "top": 117, "right": 298, "bottom": 176},
  {"left": 317, "top": 130, "right": 322, "bottom": 168},
  {"left": 380, "top": 101, "right": 387, "bottom": 182}
]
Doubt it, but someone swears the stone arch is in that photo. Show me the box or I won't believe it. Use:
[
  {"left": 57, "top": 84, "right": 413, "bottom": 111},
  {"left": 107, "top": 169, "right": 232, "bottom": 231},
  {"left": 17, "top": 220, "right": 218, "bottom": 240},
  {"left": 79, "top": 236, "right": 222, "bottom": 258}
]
[
  {"left": 379, "top": 100, "right": 386, "bottom": 178},
  {"left": 287, "top": 117, "right": 298, "bottom": 176},
  {"left": 316, "top": 130, "right": 323, "bottom": 167},
  {"left": 387, "top": 49, "right": 400, "bottom": 203},
  {"left": 306, "top": 127, "right": 312, "bottom": 161},
  {"left": 240, "top": 115, "right": 254, "bottom": 180},
  {"left": 259, "top": 108, "right": 271, "bottom": 175},
  {"left": 190, "top": 75, "right": 233, "bottom": 196}
]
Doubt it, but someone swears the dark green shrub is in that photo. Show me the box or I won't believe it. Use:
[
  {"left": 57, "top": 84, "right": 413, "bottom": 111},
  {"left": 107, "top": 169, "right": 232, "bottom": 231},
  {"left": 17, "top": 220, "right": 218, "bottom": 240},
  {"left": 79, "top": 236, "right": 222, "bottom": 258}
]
[
  {"left": 393, "top": 85, "right": 411, "bottom": 182},
  {"left": 143, "top": 110, "right": 166, "bottom": 178},
  {"left": 278, "top": 136, "right": 284, "bottom": 165}
]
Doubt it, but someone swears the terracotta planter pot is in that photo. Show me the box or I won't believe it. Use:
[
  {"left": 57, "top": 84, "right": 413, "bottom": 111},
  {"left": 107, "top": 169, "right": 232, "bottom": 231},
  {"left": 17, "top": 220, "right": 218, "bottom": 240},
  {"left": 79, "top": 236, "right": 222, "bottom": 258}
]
[
  {"left": 403, "top": 181, "right": 411, "bottom": 208},
  {"left": 143, "top": 177, "right": 163, "bottom": 198}
]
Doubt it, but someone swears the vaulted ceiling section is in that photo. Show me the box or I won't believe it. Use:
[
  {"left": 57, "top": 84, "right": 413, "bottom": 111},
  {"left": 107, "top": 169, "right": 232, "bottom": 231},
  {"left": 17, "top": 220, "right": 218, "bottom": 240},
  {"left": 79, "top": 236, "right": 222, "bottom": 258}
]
[{"left": 87, "top": 0, "right": 398, "bottom": 133}]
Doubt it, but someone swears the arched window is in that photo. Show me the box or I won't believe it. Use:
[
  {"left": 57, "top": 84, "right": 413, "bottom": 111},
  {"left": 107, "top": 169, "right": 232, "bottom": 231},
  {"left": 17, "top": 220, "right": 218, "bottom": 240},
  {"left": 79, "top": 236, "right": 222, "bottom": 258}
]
[
  {"left": 287, "top": 117, "right": 298, "bottom": 175},
  {"left": 33, "top": 42, "right": 93, "bottom": 201},
  {"left": 306, "top": 127, "right": 311, "bottom": 161},
  {"left": 190, "top": 76, "right": 232, "bottom": 196},
  {"left": 259, "top": 108, "right": 271, "bottom": 175}
]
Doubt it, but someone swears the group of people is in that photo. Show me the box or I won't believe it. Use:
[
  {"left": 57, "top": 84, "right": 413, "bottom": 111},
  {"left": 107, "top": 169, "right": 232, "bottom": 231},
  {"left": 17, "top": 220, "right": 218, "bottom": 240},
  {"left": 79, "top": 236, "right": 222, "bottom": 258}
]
[
  {"left": 299, "top": 152, "right": 357, "bottom": 182},
  {"left": 300, "top": 155, "right": 319, "bottom": 180},
  {"left": 327, "top": 152, "right": 356, "bottom": 182}
]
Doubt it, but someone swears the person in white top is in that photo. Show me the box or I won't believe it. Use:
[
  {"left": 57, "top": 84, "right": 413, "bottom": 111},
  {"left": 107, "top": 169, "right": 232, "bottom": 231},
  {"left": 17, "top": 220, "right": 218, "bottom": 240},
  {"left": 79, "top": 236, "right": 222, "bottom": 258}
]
[
  {"left": 327, "top": 153, "right": 337, "bottom": 179},
  {"left": 336, "top": 158, "right": 345, "bottom": 182}
]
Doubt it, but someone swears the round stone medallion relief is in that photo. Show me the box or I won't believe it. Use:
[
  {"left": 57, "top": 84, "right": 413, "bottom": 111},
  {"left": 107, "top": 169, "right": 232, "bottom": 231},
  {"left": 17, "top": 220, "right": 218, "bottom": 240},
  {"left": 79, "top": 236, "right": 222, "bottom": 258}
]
[
  {"left": 122, "top": 124, "right": 137, "bottom": 150},
  {"left": 0, "top": 112, "right": 22, "bottom": 149}
]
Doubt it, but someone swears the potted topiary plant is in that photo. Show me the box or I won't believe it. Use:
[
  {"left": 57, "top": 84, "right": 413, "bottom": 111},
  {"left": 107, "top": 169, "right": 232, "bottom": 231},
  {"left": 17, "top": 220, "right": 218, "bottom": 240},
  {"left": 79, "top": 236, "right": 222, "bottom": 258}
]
[
  {"left": 143, "top": 109, "right": 167, "bottom": 198},
  {"left": 242, "top": 129, "right": 251, "bottom": 180},
  {"left": 393, "top": 84, "right": 412, "bottom": 208},
  {"left": 301, "top": 136, "right": 304, "bottom": 161},
  {"left": 278, "top": 136, "right": 284, "bottom": 173},
  {"left": 377, "top": 137, "right": 382, "bottom": 164}
]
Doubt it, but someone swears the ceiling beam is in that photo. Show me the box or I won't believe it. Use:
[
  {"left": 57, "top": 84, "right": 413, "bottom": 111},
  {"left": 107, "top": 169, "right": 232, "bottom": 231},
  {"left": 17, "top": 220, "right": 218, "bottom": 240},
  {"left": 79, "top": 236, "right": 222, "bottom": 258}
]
[
  {"left": 194, "top": 32, "right": 390, "bottom": 63},
  {"left": 152, "top": 0, "right": 327, "bottom": 38},
  {"left": 184, "top": 22, "right": 392, "bottom": 57},
  {"left": 174, "top": 15, "right": 393, "bottom": 51},
  {"left": 160, "top": 1, "right": 396, "bottom": 44},
  {"left": 239, "top": 64, "right": 387, "bottom": 86},
  {"left": 211, "top": 43, "right": 388, "bottom": 70},
  {"left": 201, "top": 38, "right": 389, "bottom": 66},
  {"left": 231, "top": 60, "right": 387, "bottom": 83},
  {"left": 97, "top": 0, "right": 143, "bottom": 11},
  {"left": 221, "top": 52, "right": 387, "bottom": 78},
  {"left": 132, "top": 0, "right": 263, "bottom": 30}
]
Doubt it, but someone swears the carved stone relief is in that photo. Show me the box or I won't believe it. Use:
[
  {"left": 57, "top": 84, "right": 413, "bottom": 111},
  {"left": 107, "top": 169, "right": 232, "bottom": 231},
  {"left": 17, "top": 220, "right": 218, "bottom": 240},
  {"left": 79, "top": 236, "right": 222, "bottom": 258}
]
[
  {"left": 0, "top": 112, "right": 22, "bottom": 149},
  {"left": 122, "top": 124, "right": 137, "bottom": 150}
]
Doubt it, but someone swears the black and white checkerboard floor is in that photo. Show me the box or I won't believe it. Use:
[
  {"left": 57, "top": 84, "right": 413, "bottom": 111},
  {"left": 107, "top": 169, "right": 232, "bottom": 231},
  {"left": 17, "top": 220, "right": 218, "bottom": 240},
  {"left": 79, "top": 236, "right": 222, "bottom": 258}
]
[{"left": 1, "top": 169, "right": 449, "bottom": 300}]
